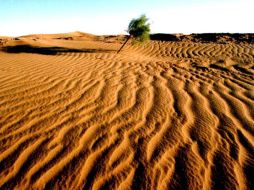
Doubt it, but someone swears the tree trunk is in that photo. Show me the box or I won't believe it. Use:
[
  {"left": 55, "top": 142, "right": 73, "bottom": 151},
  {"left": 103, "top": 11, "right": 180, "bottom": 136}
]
[{"left": 117, "top": 35, "right": 131, "bottom": 54}]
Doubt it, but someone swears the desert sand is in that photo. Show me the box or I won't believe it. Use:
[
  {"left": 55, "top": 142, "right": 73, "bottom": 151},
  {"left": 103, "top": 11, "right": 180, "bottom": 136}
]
[{"left": 0, "top": 32, "right": 254, "bottom": 190}]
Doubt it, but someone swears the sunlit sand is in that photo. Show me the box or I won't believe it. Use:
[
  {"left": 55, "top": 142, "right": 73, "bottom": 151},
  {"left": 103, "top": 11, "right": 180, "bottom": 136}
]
[{"left": 0, "top": 32, "right": 254, "bottom": 189}]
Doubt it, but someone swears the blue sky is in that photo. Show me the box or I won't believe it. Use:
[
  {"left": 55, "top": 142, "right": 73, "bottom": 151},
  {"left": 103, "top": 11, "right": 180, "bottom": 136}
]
[{"left": 0, "top": 0, "right": 253, "bottom": 36}]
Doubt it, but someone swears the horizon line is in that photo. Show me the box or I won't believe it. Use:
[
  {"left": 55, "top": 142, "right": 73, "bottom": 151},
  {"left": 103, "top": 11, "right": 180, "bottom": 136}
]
[{"left": 2, "top": 31, "right": 254, "bottom": 38}]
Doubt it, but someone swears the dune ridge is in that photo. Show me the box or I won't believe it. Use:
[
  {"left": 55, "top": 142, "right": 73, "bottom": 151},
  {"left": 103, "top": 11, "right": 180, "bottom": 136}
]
[{"left": 0, "top": 33, "right": 254, "bottom": 190}]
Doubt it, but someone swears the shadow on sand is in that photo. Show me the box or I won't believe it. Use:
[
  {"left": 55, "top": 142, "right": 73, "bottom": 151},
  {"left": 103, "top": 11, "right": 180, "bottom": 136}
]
[
  {"left": 150, "top": 34, "right": 180, "bottom": 42},
  {"left": 150, "top": 33, "right": 254, "bottom": 43},
  {"left": 1, "top": 45, "right": 114, "bottom": 55}
]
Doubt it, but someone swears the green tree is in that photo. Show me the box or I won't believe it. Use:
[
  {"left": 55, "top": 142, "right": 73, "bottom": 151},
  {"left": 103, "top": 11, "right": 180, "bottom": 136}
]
[{"left": 117, "top": 14, "right": 150, "bottom": 53}]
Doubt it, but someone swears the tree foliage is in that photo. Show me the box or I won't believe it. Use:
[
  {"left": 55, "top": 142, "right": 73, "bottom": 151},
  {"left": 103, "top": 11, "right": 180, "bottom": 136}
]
[{"left": 128, "top": 14, "right": 150, "bottom": 42}]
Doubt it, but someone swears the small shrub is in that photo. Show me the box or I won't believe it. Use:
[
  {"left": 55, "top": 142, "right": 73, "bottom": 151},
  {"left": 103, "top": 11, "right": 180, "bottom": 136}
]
[{"left": 117, "top": 14, "right": 150, "bottom": 53}]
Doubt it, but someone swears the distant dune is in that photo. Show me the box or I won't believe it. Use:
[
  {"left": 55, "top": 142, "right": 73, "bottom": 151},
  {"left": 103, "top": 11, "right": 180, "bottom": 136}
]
[{"left": 0, "top": 32, "right": 254, "bottom": 190}]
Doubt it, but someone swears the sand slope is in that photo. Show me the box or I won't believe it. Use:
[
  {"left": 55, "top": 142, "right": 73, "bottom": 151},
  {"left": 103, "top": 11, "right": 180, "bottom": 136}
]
[{"left": 0, "top": 33, "right": 254, "bottom": 190}]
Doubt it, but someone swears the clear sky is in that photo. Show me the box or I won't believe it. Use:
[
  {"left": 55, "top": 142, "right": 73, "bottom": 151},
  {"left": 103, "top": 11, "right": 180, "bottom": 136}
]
[{"left": 0, "top": 0, "right": 253, "bottom": 36}]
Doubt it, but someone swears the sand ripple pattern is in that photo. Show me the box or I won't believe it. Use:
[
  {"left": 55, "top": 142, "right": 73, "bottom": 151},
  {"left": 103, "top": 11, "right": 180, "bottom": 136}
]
[{"left": 0, "top": 41, "right": 254, "bottom": 190}]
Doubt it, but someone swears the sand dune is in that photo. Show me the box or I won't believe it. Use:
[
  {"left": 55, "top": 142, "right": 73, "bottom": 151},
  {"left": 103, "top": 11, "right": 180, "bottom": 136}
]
[{"left": 0, "top": 33, "right": 254, "bottom": 190}]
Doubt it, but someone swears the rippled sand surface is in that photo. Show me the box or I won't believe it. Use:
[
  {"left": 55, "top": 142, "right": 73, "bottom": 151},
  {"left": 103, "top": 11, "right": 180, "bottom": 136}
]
[{"left": 0, "top": 33, "right": 254, "bottom": 190}]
